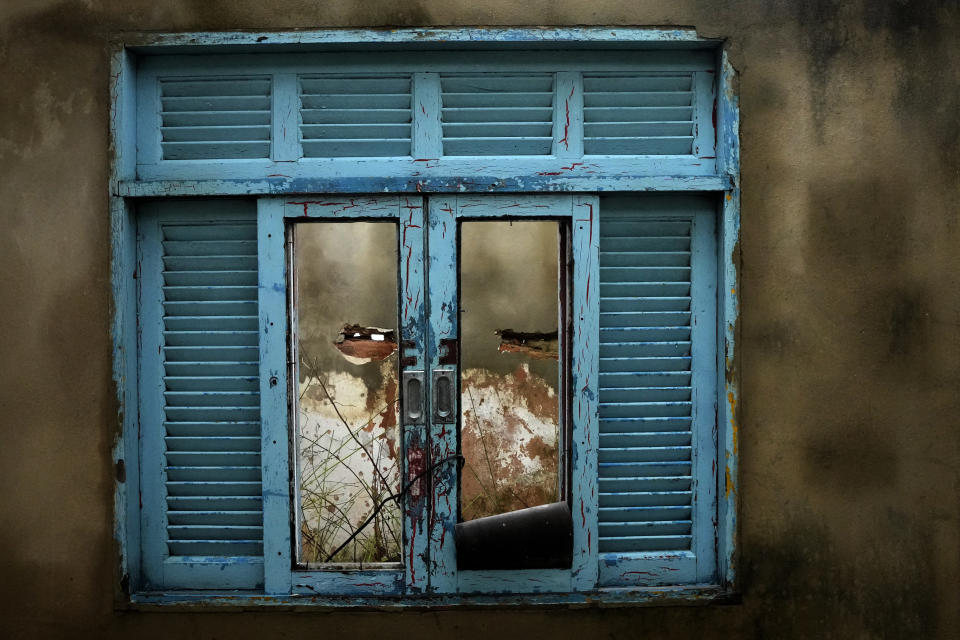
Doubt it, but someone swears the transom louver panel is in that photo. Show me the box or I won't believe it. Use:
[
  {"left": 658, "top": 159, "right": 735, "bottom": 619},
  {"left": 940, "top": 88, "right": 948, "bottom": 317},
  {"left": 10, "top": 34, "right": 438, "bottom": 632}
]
[
  {"left": 299, "top": 75, "right": 413, "bottom": 157},
  {"left": 598, "top": 218, "right": 694, "bottom": 553},
  {"left": 440, "top": 74, "right": 554, "bottom": 156},
  {"left": 160, "top": 77, "right": 272, "bottom": 160},
  {"left": 583, "top": 74, "right": 695, "bottom": 155},
  {"left": 160, "top": 221, "right": 263, "bottom": 557}
]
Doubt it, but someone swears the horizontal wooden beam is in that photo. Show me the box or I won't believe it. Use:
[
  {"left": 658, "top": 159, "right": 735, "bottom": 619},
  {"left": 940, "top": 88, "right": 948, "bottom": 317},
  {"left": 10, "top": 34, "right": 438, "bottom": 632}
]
[
  {"left": 118, "top": 174, "right": 731, "bottom": 198},
  {"left": 124, "top": 27, "right": 718, "bottom": 52}
]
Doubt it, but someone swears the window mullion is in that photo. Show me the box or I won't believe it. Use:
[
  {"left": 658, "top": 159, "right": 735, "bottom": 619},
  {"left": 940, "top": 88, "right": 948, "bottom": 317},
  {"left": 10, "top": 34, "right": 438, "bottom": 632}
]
[
  {"left": 136, "top": 70, "right": 163, "bottom": 166},
  {"left": 412, "top": 72, "right": 442, "bottom": 159},
  {"left": 271, "top": 73, "right": 301, "bottom": 162},
  {"left": 400, "top": 197, "right": 431, "bottom": 594},
  {"left": 553, "top": 72, "right": 584, "bottom": 158},
  {"left": 425, "top": 196, "right": 459, "bottom": 593},
  {"left": 258, "top": 198, "right": 293, "bottom": 594},
  {"left": 692, "top": 70, "right": 716, "bottom": 164},
  {"left": 570, "top": 195, "right": 599, "bottom": 591},
  {"left": 689, "top": 207, "right": 718, "bottom": 583}
]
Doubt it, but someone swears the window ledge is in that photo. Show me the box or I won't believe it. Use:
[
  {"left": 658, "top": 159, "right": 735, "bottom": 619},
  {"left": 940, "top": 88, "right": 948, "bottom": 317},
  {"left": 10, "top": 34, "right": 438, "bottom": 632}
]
[{"left": 125, "top": 585, "right": 739, "bottom": 611}]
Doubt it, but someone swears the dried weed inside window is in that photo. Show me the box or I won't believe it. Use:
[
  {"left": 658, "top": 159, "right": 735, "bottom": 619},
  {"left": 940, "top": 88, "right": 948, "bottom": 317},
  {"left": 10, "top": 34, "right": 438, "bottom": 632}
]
[{"left": 294, "top": 222, "right": 402, "bottom": 566}]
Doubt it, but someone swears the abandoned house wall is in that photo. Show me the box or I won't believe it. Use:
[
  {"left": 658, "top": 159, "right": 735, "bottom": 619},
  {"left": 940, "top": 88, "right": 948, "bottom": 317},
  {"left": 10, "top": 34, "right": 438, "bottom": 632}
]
[{"left": 1, "top": 0, "right": 958, "bottom": 638}]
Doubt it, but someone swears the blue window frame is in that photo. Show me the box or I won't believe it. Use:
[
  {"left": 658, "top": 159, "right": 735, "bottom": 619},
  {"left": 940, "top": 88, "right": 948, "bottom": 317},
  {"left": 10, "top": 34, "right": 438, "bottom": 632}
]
[{"left": 110, "top": 28, "right": 740, "bottom": 607}]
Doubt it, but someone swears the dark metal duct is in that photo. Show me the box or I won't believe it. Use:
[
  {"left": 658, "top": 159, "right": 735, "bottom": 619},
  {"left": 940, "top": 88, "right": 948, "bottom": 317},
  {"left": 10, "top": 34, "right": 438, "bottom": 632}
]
[{"left": 454, "top": 501, "right": 573, "bottom": 570}]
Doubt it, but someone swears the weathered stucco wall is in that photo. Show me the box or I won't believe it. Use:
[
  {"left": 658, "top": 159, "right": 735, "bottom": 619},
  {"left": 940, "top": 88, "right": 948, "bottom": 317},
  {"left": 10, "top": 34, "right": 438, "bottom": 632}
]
[{"left": 1, "top": 1, "right": 958, "bottom": 638}]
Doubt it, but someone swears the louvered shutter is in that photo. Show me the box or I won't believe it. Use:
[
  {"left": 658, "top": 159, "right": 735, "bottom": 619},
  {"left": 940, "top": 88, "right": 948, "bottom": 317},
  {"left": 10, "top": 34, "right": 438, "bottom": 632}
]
[
  {"left": 299, "top": 75, "right": 413, "bottom": 157},
  {"left": 139, "top": 200, "right": 264, "bottom": 590},
  {"left": 597, "top": 195, "right": 717, "bottom": 586},
  {"left": 440, "top": 74, "right": 555, "bottom": 156},
  {"left": 159, "top": 77, "right": 272, "bottom": 160},
  {"left": 583, "top": 74, "right": 695, "bottom": 155}
]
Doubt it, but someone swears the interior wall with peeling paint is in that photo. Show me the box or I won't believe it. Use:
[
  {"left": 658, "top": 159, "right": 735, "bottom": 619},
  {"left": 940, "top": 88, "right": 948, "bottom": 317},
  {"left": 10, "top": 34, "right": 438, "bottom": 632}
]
[{"left": 0, "top": 1, "right": 958, "bottom": 638}]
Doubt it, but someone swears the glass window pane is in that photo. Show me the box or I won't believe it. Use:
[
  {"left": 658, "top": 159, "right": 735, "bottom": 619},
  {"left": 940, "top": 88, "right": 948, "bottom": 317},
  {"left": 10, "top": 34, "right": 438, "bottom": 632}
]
[
  {"left": 294, "top": 222, "right": 401, "bottom": 566},
  {"left": 459, "top": 220, "right": 562, "bottom": 522}
]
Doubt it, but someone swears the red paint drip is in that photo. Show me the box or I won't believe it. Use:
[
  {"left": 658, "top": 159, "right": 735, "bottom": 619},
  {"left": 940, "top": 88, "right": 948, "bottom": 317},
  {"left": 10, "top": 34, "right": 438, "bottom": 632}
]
[
  {"left": 557, "top": 87, "right": 574, "bottom": 150},
  {"left": 405, "top": 245, "right": 413, "bottom": 300},
  {"left": 402, "top": 199, "right": 422, "bottom": 212},
  {"left": 537, "top": 162, "right": 584, "bottom": 176}
]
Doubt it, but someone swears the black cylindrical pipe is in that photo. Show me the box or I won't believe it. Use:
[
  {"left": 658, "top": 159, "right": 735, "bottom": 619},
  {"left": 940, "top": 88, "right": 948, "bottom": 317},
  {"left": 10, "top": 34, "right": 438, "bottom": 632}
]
[{"left": 455, "top": 501, "right": 573, "bottom": 570}]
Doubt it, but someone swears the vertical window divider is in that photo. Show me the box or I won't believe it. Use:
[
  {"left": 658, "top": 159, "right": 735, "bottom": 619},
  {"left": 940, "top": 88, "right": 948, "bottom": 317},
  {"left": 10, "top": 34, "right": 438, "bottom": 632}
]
[
  {"left": 136, "top": 206, "right": 168, "bottom": 586},
  {"left": 136, "top": 70, "right": 163, "bottom": 167},
  {"left": 692, "top": 70, "right": 717, "bottom": 162},
  {"left": 425, "top": 196, "right": 459, "bottom": 593},
  {"left": 412, "top": 72, "right": 443, "bottom": 159},
  {"left": 553, "top": 72, "right": 584, "bottom": 158},
  {"left": 272, "top": 74, "right": 301, "bottom": 162},
  {"left": 689, "top": 208, "right": 719, "bottom": 583},
  {"left": 258, "top": 198, "right": 293, "bottom": 594},
  {"left": 399, "top": 196, "right": 431, "bottom": 594},
  {"left": 570, "top": 195, "right": 600, "bottom": 591},
  {"left": 717, "top": 50, "right": 741, "bottom": 590}
]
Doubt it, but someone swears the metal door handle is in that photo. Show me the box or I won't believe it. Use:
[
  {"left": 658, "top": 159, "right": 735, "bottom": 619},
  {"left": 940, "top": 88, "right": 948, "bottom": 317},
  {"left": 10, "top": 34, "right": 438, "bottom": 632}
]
[
  {"left": 432, "top": 368, "right": 456, "bottom": 423},
  {"left": 401, "top": 371, "right": 425, "bottom": 425}
]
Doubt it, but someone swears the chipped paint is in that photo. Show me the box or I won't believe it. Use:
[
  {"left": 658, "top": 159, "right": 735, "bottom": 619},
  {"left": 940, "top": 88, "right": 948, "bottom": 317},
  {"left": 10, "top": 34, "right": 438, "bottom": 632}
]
[
  {"left": 727, "top": 391, "right": 739, "bottom": 455},
  {"left": 119, "top": 174, "right": 730, "bottom": 198}
]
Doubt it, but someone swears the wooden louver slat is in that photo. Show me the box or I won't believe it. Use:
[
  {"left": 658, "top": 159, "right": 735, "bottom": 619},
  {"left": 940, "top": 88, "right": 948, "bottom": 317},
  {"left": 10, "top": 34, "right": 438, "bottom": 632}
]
[
  {"left": 583, "top": 74, "right": 695, "bottom": 156},
  {"left": 440, "top": 74, "right": 555, "bottom": 156},
  {"left": 160, "top": 221, "right": 263, "bottom": 558},
  {"left": 299, "top": 75, "right": 413, "bottom": 158},
  {"left": 598, "top": 216, "right": 694, "bottom": 554},
  {"left": 160, "top": 77, "right": 272, "bottom": 160}
]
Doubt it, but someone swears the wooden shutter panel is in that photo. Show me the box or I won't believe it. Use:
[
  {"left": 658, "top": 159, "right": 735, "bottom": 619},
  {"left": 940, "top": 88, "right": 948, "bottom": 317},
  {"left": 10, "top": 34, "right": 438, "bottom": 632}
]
[
  {"left": 596, "top": 195, "right": 717, "bottom": 586},
  {"left": 159, "top": 77, "right": 272, "bottom": 160},
  {"left": 440, "top": 74, "right": 555, "bottom": 156},
  {"left": 299, "top": 75, "right": 413, "bottom": 157},
  {"left": 139, "top": 201, "right": 264, "bottom": 590}
]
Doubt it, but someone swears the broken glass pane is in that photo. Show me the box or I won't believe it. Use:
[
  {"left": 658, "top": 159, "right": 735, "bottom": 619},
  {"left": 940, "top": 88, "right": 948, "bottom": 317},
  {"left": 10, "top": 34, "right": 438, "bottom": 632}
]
[
  {"left": 294, "top": 222, "right": 401, "bottom": 566},
  {"left": 459, "top": 220, "right": 561, "bottom": 522}
]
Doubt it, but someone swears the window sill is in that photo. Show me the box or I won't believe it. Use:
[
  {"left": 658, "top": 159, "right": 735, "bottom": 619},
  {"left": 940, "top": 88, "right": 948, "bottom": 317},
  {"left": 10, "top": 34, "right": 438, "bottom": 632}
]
[{"left": 124, "top": 585, "right": 738, "bottom": 611}]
